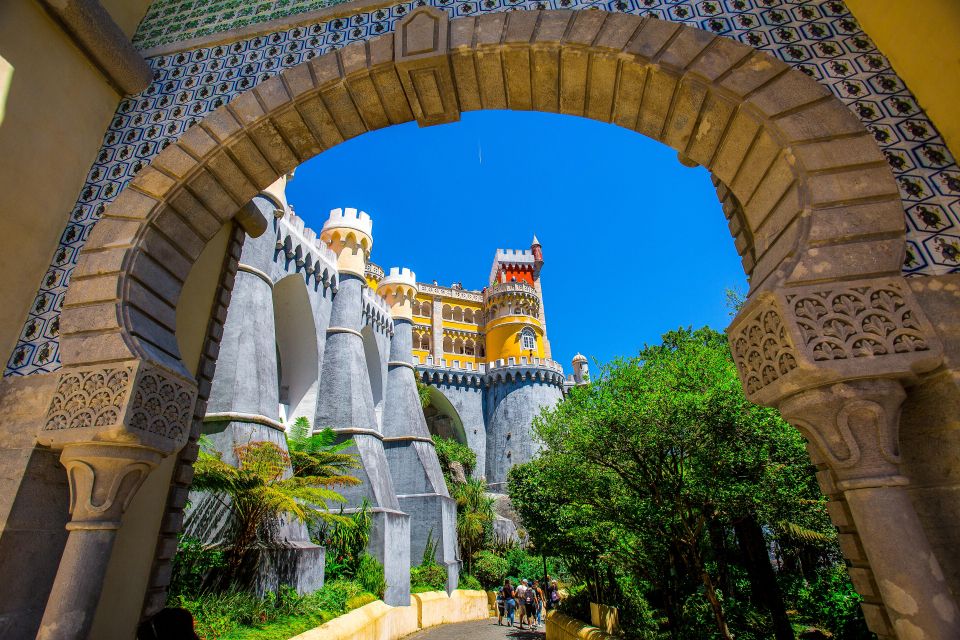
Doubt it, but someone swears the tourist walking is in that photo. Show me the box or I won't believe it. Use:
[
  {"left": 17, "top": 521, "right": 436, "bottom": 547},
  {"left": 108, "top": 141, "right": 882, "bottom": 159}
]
[
  {"left": 515, "top": 579, "right": 529, "bottom": 630},
  {"left": 533, "top": 579, "right": 546, "bottom": 626},
  {"left": 502, "top": 579, "right": 516, "bottom": 627}
]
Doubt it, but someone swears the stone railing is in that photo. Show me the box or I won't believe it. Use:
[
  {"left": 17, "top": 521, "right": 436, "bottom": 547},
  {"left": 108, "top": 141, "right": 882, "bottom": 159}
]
[
  {"left": 483, "top": 281, "right": 538, "bottom": 302},
  {"left": 419, "top": 282, "right": 484, "bottom": 302},
  {"left": 546, "top": 610, "right": 616, "bottom": 640},
  {"left": 290, "top": 589, "right": 490, "bottom": 640}
]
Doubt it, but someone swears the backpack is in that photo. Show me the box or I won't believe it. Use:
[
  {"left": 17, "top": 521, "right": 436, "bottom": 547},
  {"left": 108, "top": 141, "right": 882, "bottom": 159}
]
[{"left": 524, "top": 588, "right": 535, "bottom": 606}]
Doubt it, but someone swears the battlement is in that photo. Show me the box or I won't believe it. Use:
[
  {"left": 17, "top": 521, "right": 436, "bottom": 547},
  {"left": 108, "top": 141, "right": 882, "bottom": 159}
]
[
  {"left": 494, "top": 248, "right": 536, "bottom": 263},
  {"left": 323, "top": 206, "right": 373, "bottom": 237},
  {"left": 381, "top": 266, "right": 417, "bottom": 289},
  {"left": 276, "top": 208, "right": 338, "bottom": 282},
  {"left": 361, "top": 286, "right": 393, "bottom": 332}
]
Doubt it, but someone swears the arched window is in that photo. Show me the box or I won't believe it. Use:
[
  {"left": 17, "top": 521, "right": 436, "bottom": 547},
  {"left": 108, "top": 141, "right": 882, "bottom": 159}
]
[
  {"left": 465, "top": 339, "right": 475, "bottom": 356},
  {"left": 442, "top": 305, "right": 452, "bottom": 320},
  {"left": 423, "top": 303, "right": 431, "bottom": 317},
  {"left": 443, "top": 336, "right": 453, "bottom": 353},
  {"left": 478, "top": 343, "right": 486, "bottom": 357},
  {"left": 463, "top": 308, "right": 473, "bottom": 323},
  {"left": 520, "top": 328, "right": 536, "bottom": 351},
  {"left": 453, "top": 307, "right": 464, "bottom": 322},
  {"left": 454, "top": 338, "right": 464, "bottom": 355}
]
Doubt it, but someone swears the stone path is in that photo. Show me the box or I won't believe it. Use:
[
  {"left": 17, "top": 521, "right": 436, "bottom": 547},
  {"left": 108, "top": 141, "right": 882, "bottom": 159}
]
[{"left": 404, "top": 618, "right": 545, "bottom": 640}]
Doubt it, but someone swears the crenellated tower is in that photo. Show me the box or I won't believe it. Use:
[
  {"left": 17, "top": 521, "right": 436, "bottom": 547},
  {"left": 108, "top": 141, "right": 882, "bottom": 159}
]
[
  {"left": 315, "top": 207, "right": 411, "bottom": 606},
  {"left": 378, "top": 268, "right": 459, "bottom": 590},
  {"left": 479, "top": 240, "right": 564, "bottom": 492}
]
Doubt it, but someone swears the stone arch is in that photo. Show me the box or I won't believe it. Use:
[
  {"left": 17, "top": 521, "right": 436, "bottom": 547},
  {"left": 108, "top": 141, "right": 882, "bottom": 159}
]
[
  {"left": 424, "top": 386, "right": 468, "bottom": 447},
  {"left": 36, "top": 8, "right": 956, "bottom": 639},
  {"left": 273, "top": 273, "right": 319, "bottom": 424}
]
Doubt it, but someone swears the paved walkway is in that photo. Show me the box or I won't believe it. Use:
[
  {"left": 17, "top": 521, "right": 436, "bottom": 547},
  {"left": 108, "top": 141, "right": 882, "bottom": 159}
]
[{"left": 404, "top": 618, "right": 545, "bottom": 640}]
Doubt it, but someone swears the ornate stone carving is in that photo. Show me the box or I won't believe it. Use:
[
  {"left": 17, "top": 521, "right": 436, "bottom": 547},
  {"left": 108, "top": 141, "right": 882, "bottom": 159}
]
[
  {"left": 45, "top": 366, "right": 134, "bottom": 431},
  {"left": 780, "top": 379, "right": 906, "bottom": 490},
  {"left": 128, "top": 368, "right": 195, "bottom": 442},
  {"left": 730, "top": 296, "right": 798, "bottom": 396},
  {"left": 41, "top": 360, "right": 197, "bottom": 453},
  {"left": 786, "top": 281, "right": 930, "bottom": 361},
  {"left": 729, "top": 277, "right": 941, "bottom": 406},
  {"left": 60, "top": 443, "right": 163, "bottom": 529}
]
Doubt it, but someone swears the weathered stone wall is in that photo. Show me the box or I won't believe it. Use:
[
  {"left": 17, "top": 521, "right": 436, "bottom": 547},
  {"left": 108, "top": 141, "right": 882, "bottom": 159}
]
[{"left": 484, "top": 376, "right": 563, "bottom": 491}]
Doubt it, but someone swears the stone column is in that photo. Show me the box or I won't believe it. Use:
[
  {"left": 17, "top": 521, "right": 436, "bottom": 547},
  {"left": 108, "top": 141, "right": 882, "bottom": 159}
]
[
  {"left": 431, "top": 296, "right": 443, "bottom": 364},
  {"left": 315, "top": 209, "right": 410, "bottom": 606},
  {"left": 781, "top": 379, "right": 960, "bottom": 640},
  {"left": 37, "top": 444, "right": 162, "bottom": 640},
  {"left": 379, "top": 269, "right": 459, "bottom": 591},
  {"left": 35, "top": 362, "right": 197, "bottom": 640}
]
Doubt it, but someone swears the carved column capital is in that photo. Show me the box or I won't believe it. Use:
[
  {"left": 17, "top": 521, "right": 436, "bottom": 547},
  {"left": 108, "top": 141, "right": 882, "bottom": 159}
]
[
  {"left": 728, "top": 277, "right": 942, "bottom": 406},
  {"left": 60, "top": 443, "right": 163, "bottom": 530},
  {"left": 39, "top": 359, "right": 197, "bottom": 455},
  {"left": 780, "top": 378, "right": 906, "bottom": 490}
]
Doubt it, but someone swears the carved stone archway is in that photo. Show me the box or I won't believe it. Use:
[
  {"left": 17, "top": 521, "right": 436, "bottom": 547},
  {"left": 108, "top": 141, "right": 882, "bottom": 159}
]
[{"left": 36, "top": 9, "right": 956, "bottom": 640}]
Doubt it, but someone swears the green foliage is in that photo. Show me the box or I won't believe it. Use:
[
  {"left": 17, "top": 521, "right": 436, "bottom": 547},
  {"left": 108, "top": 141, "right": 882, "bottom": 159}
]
[
  {"left": 785, "top": 565, "right": 872, "bottom": 640},
  {"left": 411, "top": 563, "right": 448, "bottom": 593},
  {"left": 431, "top": 434, "right": 477, "bottom": 481},
  {"left": 509, "top": 326, "right": 865, "bottom": 639},
  {"left": 318, "top": 501, "right": 373, "bottom": 582},
  {"left": 449, "top": 477, "right": 494, "bottom": 574},
  {"left": 175, "top": 580, "right": 371, "bottom": 640},
  {"left": 472, "top": 550, "right": 510, "bottom": 588},
  {"left": 192, "top": 436, "right": 357, "bottom": 585},
  {"left": 416, "top": 374, "right": 432, "bottom": 409},
  {"left": 168, "top": 535, "right": 226, "bottom": 599},
  {"left": 459, "top": 573, "right": 483, "bottom": 591},
  {"left": 355, "top": 554, "right": 386, "bottom": 599},
  {"left": 286, "top": 420, "right": 362, "bottom": 482}
]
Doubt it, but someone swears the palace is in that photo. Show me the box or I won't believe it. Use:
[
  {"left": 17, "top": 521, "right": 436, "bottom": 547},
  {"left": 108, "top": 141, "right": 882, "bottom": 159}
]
[{"left": 183, "top": 173, "right": 584, "bottom": 604}]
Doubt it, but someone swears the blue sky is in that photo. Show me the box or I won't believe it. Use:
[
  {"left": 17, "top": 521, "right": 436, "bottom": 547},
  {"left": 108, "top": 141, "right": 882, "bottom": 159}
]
[{"left": 286, "top": 110, "right": 747, "bottom": 370}]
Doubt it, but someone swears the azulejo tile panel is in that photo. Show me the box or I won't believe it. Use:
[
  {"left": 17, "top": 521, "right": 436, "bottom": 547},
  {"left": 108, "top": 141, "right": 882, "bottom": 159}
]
[{"left": 8, "top": 0, "right": 959, "bottom": 376}]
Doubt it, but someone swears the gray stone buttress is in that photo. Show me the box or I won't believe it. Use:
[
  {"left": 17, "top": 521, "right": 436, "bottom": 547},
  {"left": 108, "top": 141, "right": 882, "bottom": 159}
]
[
  {"left": 186, "top": 195, "right": 325, "bottom": 596},
  {"left": 382, "top": 318, "right": 459, "bottom": 592},
  {"left": 314, "top": 273, "right": 411, "bottom": 606}
]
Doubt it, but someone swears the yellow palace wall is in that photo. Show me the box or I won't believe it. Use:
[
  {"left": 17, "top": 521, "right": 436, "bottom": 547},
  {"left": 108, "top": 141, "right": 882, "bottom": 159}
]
[
  {"left": 846, "top": 0, "right": 960, "bottom": 159},
  {"left": 0, "top": 0, "right": 152, "bottom": 365}
]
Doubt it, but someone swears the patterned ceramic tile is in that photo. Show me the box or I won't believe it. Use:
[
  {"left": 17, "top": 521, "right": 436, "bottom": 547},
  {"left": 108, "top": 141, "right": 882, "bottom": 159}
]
[{"left": 7, "top": 0, "right": 959, "bottom": 376}]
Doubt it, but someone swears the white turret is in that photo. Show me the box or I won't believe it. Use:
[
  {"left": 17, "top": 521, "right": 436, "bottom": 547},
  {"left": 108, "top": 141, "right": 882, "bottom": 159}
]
[{"left": 572, "top": 352, "right": 589, "bottom": 384}]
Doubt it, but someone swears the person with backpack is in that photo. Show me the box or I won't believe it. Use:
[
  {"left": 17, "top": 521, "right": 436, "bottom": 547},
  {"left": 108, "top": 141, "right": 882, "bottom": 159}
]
[
  {"left": 521, "top": 579, "right": 536, "bottom": 629},
  {"left": 502, "top": 579, "right": 516, "bottom": 627},
  {"left": 548, "top": 579, "right": 560, "bottom": 610},
  {"left": 514, "top": 579, "right": 528, "bottom": 629}
]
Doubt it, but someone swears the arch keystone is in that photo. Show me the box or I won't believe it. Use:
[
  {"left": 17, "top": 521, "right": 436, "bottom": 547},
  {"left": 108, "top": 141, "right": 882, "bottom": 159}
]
[{"left": 395, "top": 7, "right": 460, "bottom": 127}]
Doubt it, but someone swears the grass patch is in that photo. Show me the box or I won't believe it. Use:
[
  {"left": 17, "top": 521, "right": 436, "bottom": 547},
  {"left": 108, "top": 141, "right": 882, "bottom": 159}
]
[{"left": 176, "top": 580, "right": 374, "bottom": 640}]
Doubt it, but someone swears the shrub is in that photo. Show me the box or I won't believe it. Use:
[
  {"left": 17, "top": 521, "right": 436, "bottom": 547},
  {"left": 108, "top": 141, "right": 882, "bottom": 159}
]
[
  {"left": 432, "top": 435, "right": 477, "bottom": 478},
  {"left": 355, "top": 553, "right": 386, "bottom": 599},
  {"left": 174, "top": 580, "right": 371, "bottom": 640},
  {"left": 473, "top": 550, "right": 510, "bottom": 588},
  {"left": 169, "top": 535, "right": 226, "bottom": 599},
  {"left": 411, "top": 563, "right": 448, "bottom": 592},
  {"left": 459, "top": 573, "right": 483, "bottom": 591}
]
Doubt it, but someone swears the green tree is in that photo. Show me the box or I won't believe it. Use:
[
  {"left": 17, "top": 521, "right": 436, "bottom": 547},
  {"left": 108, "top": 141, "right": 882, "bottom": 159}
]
[
  {"left": 511, "top": 327, "right": 856, "bottom": 639},
  {"left": 192, "top": 433, "right": 359, "bottom": 588},
  {"left": 449, "top": 477, "right": 494, "bottom": 574}
]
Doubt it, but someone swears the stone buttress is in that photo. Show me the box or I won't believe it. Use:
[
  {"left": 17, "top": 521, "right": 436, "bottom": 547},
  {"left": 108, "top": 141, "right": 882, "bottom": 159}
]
[
  {"left": 378, "top": 268, "right": 459, "bottom": 592},
  {"left": 185, "top": 189, "right": 325, "bottom": 596},
  {"left": 314, "top": 208, "right": 411, "bottom": 606}
]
